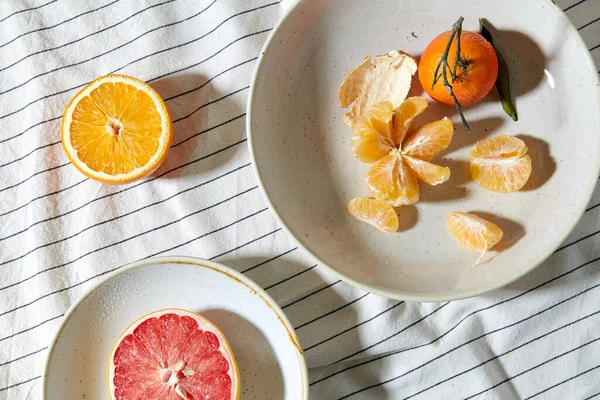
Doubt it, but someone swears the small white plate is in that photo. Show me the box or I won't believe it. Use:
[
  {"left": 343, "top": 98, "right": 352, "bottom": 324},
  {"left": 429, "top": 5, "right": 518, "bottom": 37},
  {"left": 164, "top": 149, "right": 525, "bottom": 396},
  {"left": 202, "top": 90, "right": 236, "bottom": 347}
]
[
  {"left": 248, "top": 0, "right": 600, "bottom": 301},
  {"left": 42, "top": 256, "right": 308, "bottom": 399}
]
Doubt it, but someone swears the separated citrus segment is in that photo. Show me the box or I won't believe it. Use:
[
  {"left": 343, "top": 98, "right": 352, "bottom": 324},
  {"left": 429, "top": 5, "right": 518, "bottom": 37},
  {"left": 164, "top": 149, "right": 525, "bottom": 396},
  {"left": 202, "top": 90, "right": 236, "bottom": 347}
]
[
  {"left": 447, "top": 212, "right": 503, "bottom": 265},
  {"left": 108, "top": 309, "right": 239, "bottom": 400},
  {"left": 351, "top": 121, "right": 392, "bottom": 163},
  {"left": 402, "top": 117, "right": 454, "bottom": 161},
  {"left": 62, "top": 74, "right": 172, "bottom": 184},
  {"left": 367, "top": 100, "right": 394, "bottom": 141},
  {"left": 392, "top": 96, "right": 429, "bottom": 144},
  {"left": 470, "top": 135, "right": 532, "bottom": 193},
  {"left": 404, "top": 156, "right": 450, "bottom": 186},
  {"left": 365, "top": 153, "right": 420, "bottom": 206},
  {"left": 348, "top": 198, "right": 399, "bottom": 232}
]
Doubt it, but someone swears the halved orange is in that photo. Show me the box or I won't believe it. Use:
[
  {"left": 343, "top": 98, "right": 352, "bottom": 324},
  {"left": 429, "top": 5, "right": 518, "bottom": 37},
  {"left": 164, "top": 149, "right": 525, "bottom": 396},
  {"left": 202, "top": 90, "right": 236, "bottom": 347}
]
[
  {"left": 470, "top": 135, "right": 532, "bottom": 193},
  {"left": 61, "top": 74, "right": 172, "bottom": 184},
  {"left": 447, "top": 212, "right": 503, "bottom": 264},
  {"left": 348, "top": 198, "right": 399, "bottom": 232}
]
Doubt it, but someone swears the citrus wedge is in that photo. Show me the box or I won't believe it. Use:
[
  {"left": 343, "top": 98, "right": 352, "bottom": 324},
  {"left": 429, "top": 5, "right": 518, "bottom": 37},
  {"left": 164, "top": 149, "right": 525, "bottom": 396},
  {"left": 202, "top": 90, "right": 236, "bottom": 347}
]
[
  {"left": 402, "top": 118, "right": 454, "bottom": 161},
  {"left": 366, "top": 153, "right": 420, "bottom": 206},
  {"left": 348, "top": 198, "right": 399, "bottom": 232},
  {"left": 62, "top": 74, "right": 172, "bottom": 184},
  {"left": 108, "top": 309, "right": 239, "bottom": 400},
  {"left": 447, "top": 212, "right": 503, "bottom": 265},
  {"left": 470, "top": 135, "right": 532, "bottom": 193}
]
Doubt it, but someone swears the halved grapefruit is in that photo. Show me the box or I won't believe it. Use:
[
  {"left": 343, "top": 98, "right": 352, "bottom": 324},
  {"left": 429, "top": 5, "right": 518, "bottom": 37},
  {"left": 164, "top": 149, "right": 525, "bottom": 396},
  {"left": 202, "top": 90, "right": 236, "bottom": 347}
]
[{"left": 108, "top": 309, "right": 240, "bottom": 400}]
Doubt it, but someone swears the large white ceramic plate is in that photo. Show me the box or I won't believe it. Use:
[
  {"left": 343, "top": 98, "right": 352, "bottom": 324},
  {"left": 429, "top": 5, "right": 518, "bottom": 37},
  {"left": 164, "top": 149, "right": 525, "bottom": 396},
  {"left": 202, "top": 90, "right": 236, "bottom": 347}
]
[
  {"left": 248, "top": 0, "right": 600, "bottom": 301},
  {"left": 42, "top": 256, "right": 308, "bottom": 399}
]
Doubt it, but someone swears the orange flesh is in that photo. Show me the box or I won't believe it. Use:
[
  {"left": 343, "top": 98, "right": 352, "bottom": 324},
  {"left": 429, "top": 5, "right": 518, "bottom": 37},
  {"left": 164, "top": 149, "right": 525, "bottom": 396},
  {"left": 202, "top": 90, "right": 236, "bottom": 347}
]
[{"left": 69, "top": 81, "right": 163, "bottom": 175}]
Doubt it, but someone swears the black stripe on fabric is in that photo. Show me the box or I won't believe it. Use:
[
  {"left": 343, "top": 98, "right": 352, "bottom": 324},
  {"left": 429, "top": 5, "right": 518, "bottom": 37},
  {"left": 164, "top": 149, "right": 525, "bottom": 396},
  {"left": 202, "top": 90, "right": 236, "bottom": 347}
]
[
  {"left": 304, "top": 301, "right": 405, "bottom": 352},
  {"left": 0, "top": 114, "right": 60, "bottom": 146},
  {"left": 591, "top": 43, "right": 600, "bottom": 51},
  {"left": 0, "top": 0, "right": 173, "bottom": 74},
  {"left": 282, "top": 280, "right": 342, "bottom": 309},
  {"left": 172, "top": 86, "right": 248, "bottom": 124},
  {"left": 564, "top": 0, "right": 588, "bottom": 12},
  {"left": 0, "top": 0, "right": 199, "bottom": 126},
  {"left": 349, "top": 308, "right": 600, "bottom": 400},
  {"left": 0, "top": 164, "right": 251, "bottom": 268},
  {"left": 0, "top": 0, "right": 211, "bottom": 98},
  {"left": 587, "top": 202, "right": 600, "bottom": 212},
  {"left": 209, "top": 228, "right": 281, "bottom": 260},
  {"left": 0, "top": 136, "right": 247, "bottom": 243},
  {"left": 0, "top": 347, "right": 47, "bottom": 368},
  {"left": 0, "top": 136, "right": 59, "bottom": 168},
  {"left": 0, "top": 113, "right": 239, "bottom": 216},
  {"left": 264, "top": 264, "right": 318, "bottom": 291},
  {"left": 0, "top": 314, "right": 63, "bottom": 343},
  {"left": 0, "top": 52, "right": 254, "bottom": 172},
  {"left": 0, "top": 208, "right": 268, "bottom": 345},
  {"left": 334, "top": 302, "right": 450, "bottom": 362},
  {"left": 310, "top": 255, "right": 600, "bottom": 386},
  {"left": 473, "top": 342, "right": 600, "bottom": 399},
  {"left": 554, "top": 227, "right": 600, "bottom": 253},
  {"left": 0, "top": 162, "right": 69, "bottom": 195},
  {"left": 0, "top": 0, "right": 273, "bottom": 101},
  {"left": 584, "top": 391, "right": 600, "bottom": 400},
  {"left": 241, "top": 247, "right": 298, "bottom": 273},
  {"left": 0, "top": 376, "right": 41, "bottom": 393},
  {"left": 148, "top": 29, "right": 271, "bottom": 84},
  {"left": 164, "top": 57, "right": 257, "bottom": 102},
  {"left": 114, "top": 2, "right": 278, "bottom": 75},
  {"left": 579, "top": 15, "right": 600, "bottom": 30},
  {"left": 295, "top": 293, "right": 369, "bottom": 330},
  {"left": 0, "top": 184, "right": 257, "bottom": 296},
  {"left": 0, "top": 29, "right": 264, "bottom": 152},
  {"left": 0, "top": 0, "right": 119, "bottom": 50},
  {"left": 0, "top": 178, "right": 87, "bottom": 217},
  {"left": 0, "top": 191, "right": 262, "bottom": 318},
  {"left": 173, "top": 113, "right": 246, "bottom": 148},
  {"left": 140, "top": 207, "right": 269, "bottom": 260},
  {"left": 0, "top": 0, "right": 58, "bottom": 23}
]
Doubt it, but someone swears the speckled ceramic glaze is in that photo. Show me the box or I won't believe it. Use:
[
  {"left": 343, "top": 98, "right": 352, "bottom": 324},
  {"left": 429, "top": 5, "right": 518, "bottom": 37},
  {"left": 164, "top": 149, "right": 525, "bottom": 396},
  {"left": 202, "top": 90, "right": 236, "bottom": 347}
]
[
  {"left": 248, "top": 0, "right": 600, "bottom": 301},
  {"left": 42, "top": 257, "right": 308, "bottom": 399}
]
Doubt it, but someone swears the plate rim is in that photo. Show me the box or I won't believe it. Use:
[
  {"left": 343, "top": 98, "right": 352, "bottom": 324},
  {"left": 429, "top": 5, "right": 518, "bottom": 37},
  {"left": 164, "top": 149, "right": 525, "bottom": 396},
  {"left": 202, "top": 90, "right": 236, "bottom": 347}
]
[
  {"left": 246, "top": 0, "right": 600, "bottom": 302},
  {"left": 41, "top": 256, "right": 309, "bottom": 399}
]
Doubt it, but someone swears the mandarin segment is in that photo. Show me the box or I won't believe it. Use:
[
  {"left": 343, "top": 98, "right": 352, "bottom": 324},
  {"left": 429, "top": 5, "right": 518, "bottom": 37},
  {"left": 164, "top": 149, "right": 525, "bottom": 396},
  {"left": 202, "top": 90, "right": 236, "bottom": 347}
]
[
  {"left": 367, "top": 100, "right": 394, "bottom": 141},
  {"left": 404, "top": 156, "right": 451, "bottom": 186},
  {"left": 402, "top": 117, "right": 454, "bottom": 161},
  {"left": 392, "top": 96, "right": 429, "bottom": 145},
  {"left": 351, "top": 121, "right": 392, "bottom": 163},
  {"left": 447, "top": 212, "right": 503, "bottom": 252},
  {"left": 470, "top": 135, "right": 532, "bottom": 193},
  {"left": 348, "top": 198, "right": 399, "bottom": 232},
  {"left": 365, "top": 153, "right": 420, "bottom": 206}
]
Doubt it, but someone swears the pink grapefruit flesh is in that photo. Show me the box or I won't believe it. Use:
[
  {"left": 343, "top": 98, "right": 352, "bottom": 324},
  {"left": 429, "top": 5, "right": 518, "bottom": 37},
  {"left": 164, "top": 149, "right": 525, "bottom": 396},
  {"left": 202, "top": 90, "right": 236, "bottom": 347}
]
[{"left": 108, "top": 309, "right": 239, "bottom": 400}]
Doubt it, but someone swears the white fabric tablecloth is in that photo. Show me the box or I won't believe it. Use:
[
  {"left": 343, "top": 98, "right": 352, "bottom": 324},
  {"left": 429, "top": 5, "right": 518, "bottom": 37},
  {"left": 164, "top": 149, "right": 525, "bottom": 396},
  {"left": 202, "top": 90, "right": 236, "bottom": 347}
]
[{"left": 1, "top": 0, "right": 599, "bottom": 398}]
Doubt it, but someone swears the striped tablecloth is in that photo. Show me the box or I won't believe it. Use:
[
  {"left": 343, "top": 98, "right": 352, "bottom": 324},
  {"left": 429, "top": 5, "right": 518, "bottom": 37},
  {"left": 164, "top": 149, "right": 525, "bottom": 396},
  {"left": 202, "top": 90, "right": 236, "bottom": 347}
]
[{"left": 1, "top": 0, "right": 599, "bottom": 398}]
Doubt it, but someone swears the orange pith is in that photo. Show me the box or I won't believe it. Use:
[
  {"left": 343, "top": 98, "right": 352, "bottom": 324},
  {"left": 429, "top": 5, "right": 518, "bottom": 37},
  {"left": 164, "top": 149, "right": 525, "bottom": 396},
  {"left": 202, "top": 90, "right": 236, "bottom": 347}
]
[
  {"left": 348, "top": 198, "right": 399, "bottom": 233},
  {"left": 351, "top": 99, "right": 454, "bottom": 206},
  {"left": 418, "top": 30, "right": 498, "bottom": 106},
  {"left": 447, "top": 212, "right": 503, "bottom": 252},
  {"left": 61, "top": 74, "right": 172, "bottom": 184},
  {"left": 470, "top": 135, "right": 532, "bottom": 193}
]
